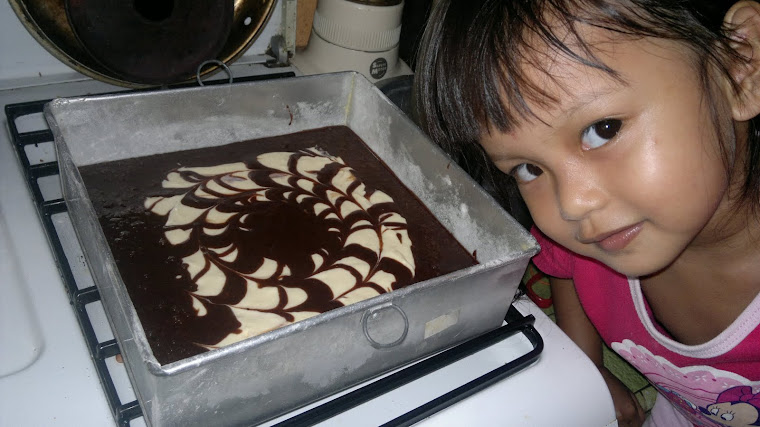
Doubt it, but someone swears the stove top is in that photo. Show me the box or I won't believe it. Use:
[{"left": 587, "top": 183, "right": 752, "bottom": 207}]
[
  {"left": 5, "top": 76, "right": 546, "bottom": 426},
  {"left": 0, "top": 76, "right": 616, "bottom": 427},
  {"left": 0, "top": 1, "right": 617, "bottom": 424}
]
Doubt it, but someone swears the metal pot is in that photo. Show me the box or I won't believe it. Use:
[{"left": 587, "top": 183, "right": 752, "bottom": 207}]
[{"left": 9, "top": 0, "right": 276, "bottom": 87}]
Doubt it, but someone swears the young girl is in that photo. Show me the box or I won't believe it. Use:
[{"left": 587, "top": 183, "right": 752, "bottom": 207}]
[{"left": 414, "top": 1, "right": 760, "bottom": 426}]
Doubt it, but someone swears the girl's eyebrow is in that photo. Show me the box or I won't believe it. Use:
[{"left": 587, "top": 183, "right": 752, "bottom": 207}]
[
  {"left": 558, "top": 86, "right": 621, "bottom": 117},
  {"left": 483, "top": 80, "right": 628, "bottom": 161}
]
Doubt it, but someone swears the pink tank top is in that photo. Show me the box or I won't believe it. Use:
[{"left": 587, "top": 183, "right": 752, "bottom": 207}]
[{"left": 531, "top": 228, "right": 760, "bottom": 426}]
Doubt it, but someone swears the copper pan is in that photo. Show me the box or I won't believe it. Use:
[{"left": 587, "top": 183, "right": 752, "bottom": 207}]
[{"left": 9, "top": 0, "right": 276, "bottom": 88}]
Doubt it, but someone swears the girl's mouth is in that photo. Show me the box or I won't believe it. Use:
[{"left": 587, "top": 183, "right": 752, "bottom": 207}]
[{"left": 594, "top": 223, "right": 643, "bottom": 252}]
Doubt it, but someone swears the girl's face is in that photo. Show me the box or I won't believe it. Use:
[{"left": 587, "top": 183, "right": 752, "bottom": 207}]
[{"left": 480, "top": 30, "right": 739, "bottom": 277}]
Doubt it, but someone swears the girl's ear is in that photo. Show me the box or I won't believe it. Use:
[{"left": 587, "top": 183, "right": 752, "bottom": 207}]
[{"left": 725, "top": 1, "right": 760, "bottom": 120}]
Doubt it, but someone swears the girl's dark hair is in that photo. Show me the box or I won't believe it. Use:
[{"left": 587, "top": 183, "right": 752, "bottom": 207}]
[{"left": 413, "top": 0, "right": 760, "bottom": 214}]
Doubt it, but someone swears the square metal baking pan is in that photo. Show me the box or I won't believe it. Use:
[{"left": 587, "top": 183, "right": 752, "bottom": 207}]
[{"left": 45, "top": 71, "right": 538, "bottom": 426}]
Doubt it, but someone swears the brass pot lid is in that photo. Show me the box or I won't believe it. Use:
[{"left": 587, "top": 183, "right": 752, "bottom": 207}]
[
  {"left": 65, "top": 0, "right": 232, "bottom": 85},
  {"left": 9, "top": 0, "right": 277, "bottom": 88}
]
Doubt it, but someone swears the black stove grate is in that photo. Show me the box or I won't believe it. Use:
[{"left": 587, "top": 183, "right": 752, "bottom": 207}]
[
  {"left": 6, "top": 99, "right": 142, "bottom": 426},
  {"left": 5, "top": 76, "right": 543, "bottom": 427}
]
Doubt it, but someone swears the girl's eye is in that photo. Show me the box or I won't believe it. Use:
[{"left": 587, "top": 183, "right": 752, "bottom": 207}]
[
  {"left": 581, "top": 119, "right": 622, "bottom": 149},
  {"left": 511, "top": 163, "right": 543, "bottom": 183}
]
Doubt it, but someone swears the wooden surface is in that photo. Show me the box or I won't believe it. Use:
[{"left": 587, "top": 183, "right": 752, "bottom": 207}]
[{"left": 297, "top": 0, "right": 318, "bottom": 48}]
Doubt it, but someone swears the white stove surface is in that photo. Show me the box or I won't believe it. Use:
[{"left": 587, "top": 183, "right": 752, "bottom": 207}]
[{"left": 0, "top": 2, "right": 617, "bottom": 425}]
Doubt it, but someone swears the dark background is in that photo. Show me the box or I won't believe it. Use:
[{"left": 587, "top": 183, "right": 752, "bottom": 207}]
[{"left": 399, "top": 0, "right": 434, "bottom": 70}]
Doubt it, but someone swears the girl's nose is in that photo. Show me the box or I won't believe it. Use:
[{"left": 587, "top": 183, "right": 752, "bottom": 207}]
[{"left": 555, "top": 166, "right": 606, "bottom": 222}]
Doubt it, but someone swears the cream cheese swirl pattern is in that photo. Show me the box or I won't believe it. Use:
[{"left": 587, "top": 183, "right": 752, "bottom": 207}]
[{"left": 144, "top": 148, "right": 415, "bottom": 348}]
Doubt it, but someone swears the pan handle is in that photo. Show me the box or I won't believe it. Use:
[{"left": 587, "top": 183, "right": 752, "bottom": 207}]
[
  {"left": 362, "top": 303, "right": 409, "bottom": 349},
  {"left": 195, "top": 60, "right": 234, "bottom": 86}
]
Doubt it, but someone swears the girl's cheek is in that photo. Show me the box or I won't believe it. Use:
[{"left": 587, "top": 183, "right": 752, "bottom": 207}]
[
  {"left": 521, "top": 189, "right": 557, "bottom": 228},
  {"left": 522, "top": 186, "right": 576, "bottom": 248}
]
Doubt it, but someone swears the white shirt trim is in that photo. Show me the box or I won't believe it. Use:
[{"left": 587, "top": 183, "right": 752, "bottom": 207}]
[{"left": 628, "top": 277, "right": 760, "bottom": 359}]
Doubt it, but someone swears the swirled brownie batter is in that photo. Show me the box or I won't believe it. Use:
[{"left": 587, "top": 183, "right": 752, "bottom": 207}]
[{"left": 80, "top": 126, "right": 477, "bottom": 364}]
